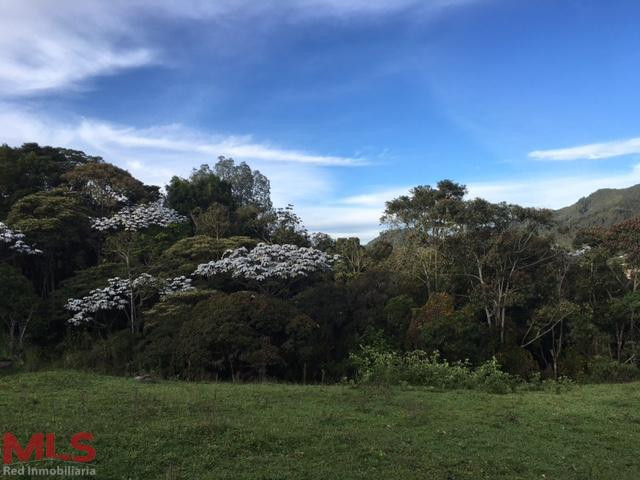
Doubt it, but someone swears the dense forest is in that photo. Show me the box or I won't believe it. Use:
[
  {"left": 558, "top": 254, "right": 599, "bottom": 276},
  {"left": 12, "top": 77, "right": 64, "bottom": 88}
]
[{"left": 1, "top": 143, "right": 639, "bottom": 384}]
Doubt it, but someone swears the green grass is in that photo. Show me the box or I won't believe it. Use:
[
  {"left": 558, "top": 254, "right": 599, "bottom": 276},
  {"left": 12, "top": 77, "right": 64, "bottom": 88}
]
[{"left": 1, "top": 371, "right": 639, "bottom": 479}]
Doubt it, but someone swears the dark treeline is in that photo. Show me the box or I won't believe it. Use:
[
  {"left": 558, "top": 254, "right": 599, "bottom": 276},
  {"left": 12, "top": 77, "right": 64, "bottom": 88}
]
[{"left": 1, "top": 143, "right": 639, "bottom": 383}]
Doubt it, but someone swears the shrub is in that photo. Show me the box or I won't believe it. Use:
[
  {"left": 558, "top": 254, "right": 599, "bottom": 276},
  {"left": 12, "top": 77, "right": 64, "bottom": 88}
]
[
  {"left": 350, "top": 345, "right": 517, "bottom": 392},
  {"left": 402, "top": 351, "right": 472, "bottom": 389},
  {"left": 496, "top": 347, "right": 538, "bottom": 379},
  {"left": 472, "top": 357, "right": 517, "bottom": 393},
  {"left": 586, "top": 356, "right": 640, "bottom": 383}
]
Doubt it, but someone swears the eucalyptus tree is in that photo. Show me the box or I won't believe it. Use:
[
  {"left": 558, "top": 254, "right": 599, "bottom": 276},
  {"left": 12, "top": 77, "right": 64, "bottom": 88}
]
[
  {"left": 214, "top": 156, "right": 272, "bottom": 211},
  {"left": 165, "top": 164, "right": 234, "bottom": 223},
  {"left": 453, "top": 199, "right": 556, "bottom": 343},
  {"left": 382, "top": 180, "right": 466, "bottom": 296}
]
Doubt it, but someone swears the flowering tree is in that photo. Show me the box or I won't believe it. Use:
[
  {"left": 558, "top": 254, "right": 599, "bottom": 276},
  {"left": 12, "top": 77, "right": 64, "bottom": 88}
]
[
  {"left": 83, "top": 181, "right": 129, "bottom": 208},
  {"left": 91, "top": 201, "right": 187, "bottom": 232},
  {"left": 0, "top": 221, "right": 42, "bottom": 257},
  {"left": 91, "top": 200, "right": 188, "bottom": 331},
  {"left": 66, "top": 274, "right": 193, "bottom": 328},
  {"left": 194, "top": 243, "right": 337, "bottom": 291}
]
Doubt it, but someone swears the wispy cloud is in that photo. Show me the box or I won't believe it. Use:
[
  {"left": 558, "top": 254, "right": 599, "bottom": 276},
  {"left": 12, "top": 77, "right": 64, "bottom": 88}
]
[
  {"left": 0, "top": 103, "right": 358, "bottom": 212},
  {"left": 319, "top": 164, "right": 640, "bottom": 241},
  {"left": 529, "top": 137, "right": 640, "bottom": 161},
  {"left": 0, "top": 3, "right": 156, "bottom": 96},
  {"left": 72, "top": 121, "right": 364, "bottom": 167},
  {"left": 0, "top": 0, "right": 482, "bottom": 97}
]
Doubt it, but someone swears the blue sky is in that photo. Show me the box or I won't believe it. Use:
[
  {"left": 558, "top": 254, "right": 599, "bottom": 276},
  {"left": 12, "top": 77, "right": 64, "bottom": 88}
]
[{"left": 2, "top": 0, "right": 640, "bottom": 240}]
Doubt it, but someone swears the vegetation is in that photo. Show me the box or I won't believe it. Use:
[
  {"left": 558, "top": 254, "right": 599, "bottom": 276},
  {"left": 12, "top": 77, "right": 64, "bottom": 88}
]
[
  {"left": 554, "top": 183, "right": 640, "bottom": 242},
  {"left": 2, "top": 142, "right": 640, "bottom": 387},
  {"left": 1, "top": 370, "right": 639, "bottom": 479}
]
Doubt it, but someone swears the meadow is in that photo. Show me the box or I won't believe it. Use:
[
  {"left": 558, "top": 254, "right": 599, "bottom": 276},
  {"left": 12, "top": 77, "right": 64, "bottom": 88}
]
[{"left": 1, "top": 371, "right": 639, "bottom": 479}]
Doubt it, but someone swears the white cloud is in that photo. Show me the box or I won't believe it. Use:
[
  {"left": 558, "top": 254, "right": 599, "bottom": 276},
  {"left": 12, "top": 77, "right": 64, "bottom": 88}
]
[
  {"left": 341, "top": 187, "right": 410, "bottom": 207},
  {"left": 0, "top": 0, "right": 483, "bottom": 97},
  {"left": 0, "top": 3, "right": 157, "bottom": 96},
  {"left": 467, "top": 165, "right": 640, "bottom": 208},
  {"left": 314, "top": 164, "right": 640, "bottom": 241},
  {"left": 529, "top": 137, "right": 640, "bottom": 161},
  {"left": 0, "top": 102, "right": 355, "bottom": 218}
]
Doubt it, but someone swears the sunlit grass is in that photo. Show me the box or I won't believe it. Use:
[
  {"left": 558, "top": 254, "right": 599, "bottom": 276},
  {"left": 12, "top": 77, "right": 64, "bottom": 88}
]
[{"left": 1, "top": 371, "right": 639, "bottom": 479}]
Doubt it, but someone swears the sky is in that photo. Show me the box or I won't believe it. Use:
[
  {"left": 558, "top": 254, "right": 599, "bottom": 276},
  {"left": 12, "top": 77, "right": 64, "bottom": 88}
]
[{"left": 2, "top": 0, "right": 640, "bottom": 241}]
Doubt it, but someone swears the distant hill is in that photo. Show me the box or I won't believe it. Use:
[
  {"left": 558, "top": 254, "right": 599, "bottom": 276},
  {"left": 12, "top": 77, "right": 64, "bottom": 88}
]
[
  {"left": 368, "top": 184, "right": 640, "bottom": 247},
  {"left": 553, "top": 184, "right": 640, "bottom": 239}
]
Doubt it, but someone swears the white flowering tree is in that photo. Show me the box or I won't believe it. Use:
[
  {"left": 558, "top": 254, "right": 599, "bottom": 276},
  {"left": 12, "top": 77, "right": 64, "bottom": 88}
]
[
  {"left": 0, "top": 222, "right": 42, "bottom": 258},
  {"left": 83, "top": 180, "right": 129, "bottom": 208},
  {"left": 65, "top": 274, "right": 193, "bottom": 329},
  {"left": 194, "top": 243, "right": 337, "bottom": 293},
  {"left": 90, "top": 200, "right": 188, "bottom": 331}
]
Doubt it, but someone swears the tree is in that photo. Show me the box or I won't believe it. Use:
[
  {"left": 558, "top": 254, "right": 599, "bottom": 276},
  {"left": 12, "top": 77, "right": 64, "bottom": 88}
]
[
  {"left": 62, "top": 162, "right": 151, "bottom": 214},
  {"left": 165, "top": 165, "right": 233, "bottom": 221},
  {"left": 0, "top": 143, "right": 100, "bottom": 217},
  {"left": 142, "top": 291, "right": 316, "bottom": 381},
  {"left": 0, "top": 222, "right": 42, "bottom": 258},
  {"left": 65, "top": 273, "right": 193, "bottom": 329},
  {"left": 310, "top": 232, "right": 336, "bottom": 252},
  {"left": 6, "top": 190, "right": 92, "bottom": 294},
  {"left": 382, "top": 180, "right": 466, "bottom": 295},
  {"left": 194, "top": 203, "right": 230, "bottom": 239},
  {"left": 214, "top": 156, "right": 272, "bottom": 211},
  {"left": 194, "top": 243, "right": 337, "bottom": 294},
  {"left": 158, "top": 235, "right": 256, "bottom": 276},
  {"left": 91, "top": 201, "right": 188, "bottom": 332},
  {"left": 0, "top": 264, "right": 40, "bottom": 358},
  {"left": 267, "top": 204, "right": 310, "bottom": 247},
  {"left": 334, "top": 237, "right": 368, "bottom": 279},
  {"left": 522, "top": 300, "right": 580, "bottom": 378},
  {"left": 453, "top": 199, "right": 555, "bottom": 343},
  {"left": 607, "top": 216, "right": 640, "bottom": 291}
]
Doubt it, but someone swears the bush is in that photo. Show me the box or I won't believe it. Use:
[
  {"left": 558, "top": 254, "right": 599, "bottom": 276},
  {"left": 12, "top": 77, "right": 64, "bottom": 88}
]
[
  {"left": 496, "top": 347, "right": 538, "bottom": 379},
  {"left": 518, "top": 373, "right": 574, "bottom": 393},
  {"left": 350, "top": 345, "right": 517, "bottom": 393},
  {"left": 586, "top": 357, "right": 640, "bottom": 383},
  {"left": 62, "top": 330, "right": 139, "bottom": 375},
  {"left": 349, "top": 345, "right": 401, "bottom": 386},
  {"left": 402, "top": 351, "right": 473, "bottom": 389},
  {"left": 472, "top": 357, "right": 517, "bottom": 393}
]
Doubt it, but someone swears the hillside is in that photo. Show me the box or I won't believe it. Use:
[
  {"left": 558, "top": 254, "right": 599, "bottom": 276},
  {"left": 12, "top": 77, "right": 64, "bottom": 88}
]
[
  {"left": 554, "top": 183, "right": 640, "bottom": 237},
  {"left": 2, "top": 370, "right": 640, "bottom": 479}
]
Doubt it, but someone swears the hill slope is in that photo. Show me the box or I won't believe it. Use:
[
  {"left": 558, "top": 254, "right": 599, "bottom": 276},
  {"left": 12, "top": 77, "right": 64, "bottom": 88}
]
[{"left": 554, "top": 183, "right": 640, "bottom": 235}]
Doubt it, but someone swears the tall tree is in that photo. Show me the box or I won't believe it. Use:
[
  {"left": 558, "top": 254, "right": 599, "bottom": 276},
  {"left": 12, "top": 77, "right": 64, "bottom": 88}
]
[
  {"left": 0, "top": 143, "right": 100, "bottom": 217},
  {"left": 166, "top": 165, "right": 234, "bottom": 222},
  {"left": 452, "top": 199, "right": 555, "bottom": 343},
  {"left": 62, "top": 162, "right": 152, "bottom": 214},
  {"left": 214, "top": 156, "right": 272, "bottom": 211},
  {"left": 382, "top": 180, "right": 466, "bottom": 296}
]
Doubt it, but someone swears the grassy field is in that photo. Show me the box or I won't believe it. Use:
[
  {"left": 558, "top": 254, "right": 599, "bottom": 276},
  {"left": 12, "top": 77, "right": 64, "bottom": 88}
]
[{"left": 1, "top": 371, "right": 639, "bottom": 479}]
